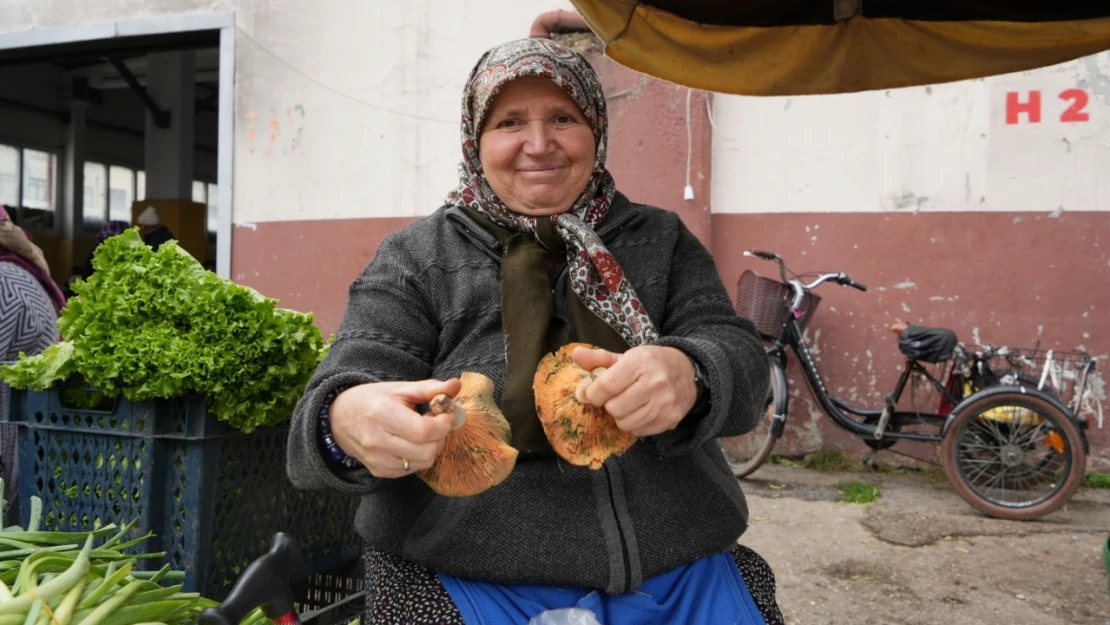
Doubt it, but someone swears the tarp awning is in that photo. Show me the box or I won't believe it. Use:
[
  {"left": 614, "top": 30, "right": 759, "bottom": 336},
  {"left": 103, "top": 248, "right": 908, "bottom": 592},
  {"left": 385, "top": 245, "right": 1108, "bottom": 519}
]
[{"left": 567, "top": 0, "right": 1110, "bottom": 95}]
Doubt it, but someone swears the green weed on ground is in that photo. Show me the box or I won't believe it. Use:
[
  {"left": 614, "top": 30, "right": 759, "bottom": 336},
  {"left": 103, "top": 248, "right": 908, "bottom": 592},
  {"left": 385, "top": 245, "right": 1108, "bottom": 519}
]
[
  {"left": 837, "top": 481, "right": 880, "bottom": 504},
  {"left": 805, "top": 450, "right": 859, "bottom": 472},
  {"left": 1085, "top": 472, "right": 1110, "bottom": 489}
]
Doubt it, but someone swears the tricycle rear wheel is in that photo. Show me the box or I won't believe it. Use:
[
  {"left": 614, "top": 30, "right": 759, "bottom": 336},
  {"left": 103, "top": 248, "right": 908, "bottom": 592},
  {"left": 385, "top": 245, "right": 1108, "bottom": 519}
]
[{"left": 942, "top": 388, "right": 1085, "bottom": 521}]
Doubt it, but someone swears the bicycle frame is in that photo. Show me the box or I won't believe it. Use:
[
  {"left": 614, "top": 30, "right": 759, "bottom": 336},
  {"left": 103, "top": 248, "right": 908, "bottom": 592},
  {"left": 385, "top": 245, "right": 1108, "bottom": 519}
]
[{"left": 769, "top": 311, "right": 954, "bottom": 445}]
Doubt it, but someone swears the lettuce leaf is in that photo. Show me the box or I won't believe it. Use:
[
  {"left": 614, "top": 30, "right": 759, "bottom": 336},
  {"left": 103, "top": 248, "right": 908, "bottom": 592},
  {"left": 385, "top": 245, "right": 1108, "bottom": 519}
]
[{"left": 0, "top": 229, "right": 325, "bottom": 433}]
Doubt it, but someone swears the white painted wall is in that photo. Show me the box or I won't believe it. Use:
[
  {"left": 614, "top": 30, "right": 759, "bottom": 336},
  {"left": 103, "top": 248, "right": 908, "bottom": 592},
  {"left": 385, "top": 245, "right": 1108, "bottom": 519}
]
[
  {"left": 712, "top": 52, "right": 1110, "bottom": 214},
  {"left": 0, "top": 0, "right": 575, "bottom": 223}
]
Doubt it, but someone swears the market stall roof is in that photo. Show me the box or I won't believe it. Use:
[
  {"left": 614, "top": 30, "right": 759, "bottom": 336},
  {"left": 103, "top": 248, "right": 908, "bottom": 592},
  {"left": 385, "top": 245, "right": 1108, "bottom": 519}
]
[{"left": 567, "top": 0, "right": 1110, "bottom": 95}]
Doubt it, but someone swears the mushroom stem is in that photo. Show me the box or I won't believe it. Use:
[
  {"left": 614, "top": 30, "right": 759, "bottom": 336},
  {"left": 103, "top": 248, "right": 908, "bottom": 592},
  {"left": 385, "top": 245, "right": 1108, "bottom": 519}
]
[
  {"left": 574, "top": 367, "right": 607, "bottom": 404},
  {"left": 430, "top": 394, "right": 467, "bottom": 430}
]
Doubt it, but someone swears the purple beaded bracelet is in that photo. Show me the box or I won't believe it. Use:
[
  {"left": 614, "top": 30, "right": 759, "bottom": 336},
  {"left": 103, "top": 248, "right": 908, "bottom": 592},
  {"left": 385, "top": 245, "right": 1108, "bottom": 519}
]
[{"left": 318, "top": 387, "right": 361, "bottom": 470}]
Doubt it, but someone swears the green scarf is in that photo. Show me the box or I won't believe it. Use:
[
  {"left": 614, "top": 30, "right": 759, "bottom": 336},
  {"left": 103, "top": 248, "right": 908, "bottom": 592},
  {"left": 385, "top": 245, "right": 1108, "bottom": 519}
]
[{"left": 460, "top": 207, "right": 628, "bottom": 453}]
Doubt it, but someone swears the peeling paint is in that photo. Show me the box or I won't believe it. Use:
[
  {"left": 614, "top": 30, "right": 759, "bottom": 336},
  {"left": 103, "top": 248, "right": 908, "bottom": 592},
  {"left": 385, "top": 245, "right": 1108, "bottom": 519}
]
[
  {"left": 884, "top": 191, "right": 929, "bottom": 213},
  {"left": 929, "top": 296, "right": 944, "bottom": 302},
  {"left": 892, "top": 281, "right": 916, "bottom": 290},
  {"left": 1080, "top": 55, "right": 1110, "bottom": 104},
  {"left": 236, "top": 222, "right": 259, "bottom": 231},
  {"left": 900, "top": 302, "right": 911, "bottom": 313},
  {"left": 1013, "top": 217, "right": 1023, "bottom": 224},
  {"left": 1049, "top": 206, "right": 1064, "bottom": 218},
  {"left": 971, "top": 327, "right": 982, "bottom": 346}
]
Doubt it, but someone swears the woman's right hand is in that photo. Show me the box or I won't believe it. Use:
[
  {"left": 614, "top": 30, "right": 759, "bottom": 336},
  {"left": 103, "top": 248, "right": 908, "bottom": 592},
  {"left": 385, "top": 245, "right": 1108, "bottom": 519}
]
[{"left": 329, "top": 378, "right": 462, "bottom": 478}]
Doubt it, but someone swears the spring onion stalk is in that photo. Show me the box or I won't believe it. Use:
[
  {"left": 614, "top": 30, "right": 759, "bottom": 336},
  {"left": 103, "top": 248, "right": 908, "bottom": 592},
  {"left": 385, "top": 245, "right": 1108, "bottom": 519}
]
[
  {"left": 52, "top": 580, "right": 86, "bottom": 625},
  {"left": 20, "top": 599, "right": 41, "bottom": 625},
  {"left": 77, "top": 561, "right": 132, "bottom": 610},
  {"left": 97, "top": 520, "right": 138, "bottom": 552},
  {"left": 0, "top": 536, "right": 92, "bottom": 615},
  {"left": 26, "top": 500, "right": 41, "bottom": 534},
  {"left": 0, "top": 539, "right": 39, "bottom": 551},
  {"left": 0, "top": 545, "right": 80, "bottom": 562},
  {"left": 74, "top": 579, "right": 144, "bottom": 625}
]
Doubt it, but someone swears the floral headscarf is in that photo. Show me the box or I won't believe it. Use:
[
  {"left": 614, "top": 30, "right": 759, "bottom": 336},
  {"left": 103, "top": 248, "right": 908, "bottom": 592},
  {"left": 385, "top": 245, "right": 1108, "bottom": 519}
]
[{"left": 446, "top": 38, "right": 658, "bottom": 347}]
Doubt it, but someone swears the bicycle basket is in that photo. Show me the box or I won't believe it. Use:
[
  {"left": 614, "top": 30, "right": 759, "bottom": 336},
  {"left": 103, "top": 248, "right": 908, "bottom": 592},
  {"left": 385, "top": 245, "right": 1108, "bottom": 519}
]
[
  {"left": 981, "top": 347, "right": 1098, "bottom": 417},
  {"left": 735, "top": 270, "right": 821, "bottom": 341}
]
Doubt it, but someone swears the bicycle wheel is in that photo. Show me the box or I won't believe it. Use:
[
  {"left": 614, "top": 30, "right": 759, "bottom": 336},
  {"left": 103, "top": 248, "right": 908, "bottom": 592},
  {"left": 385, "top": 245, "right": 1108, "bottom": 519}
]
[
  {"left": 720, "top": 363, "right": 785, "bottom": 478},
  {"left": 942, "top": 388, "right": 1085, "bottom": 520}
]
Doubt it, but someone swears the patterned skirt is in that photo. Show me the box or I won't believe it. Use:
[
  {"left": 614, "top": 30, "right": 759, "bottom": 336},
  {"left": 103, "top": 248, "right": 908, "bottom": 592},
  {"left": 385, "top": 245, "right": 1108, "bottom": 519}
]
[{"left": 361, "top": 544, "right": 784, "bottom": 625}]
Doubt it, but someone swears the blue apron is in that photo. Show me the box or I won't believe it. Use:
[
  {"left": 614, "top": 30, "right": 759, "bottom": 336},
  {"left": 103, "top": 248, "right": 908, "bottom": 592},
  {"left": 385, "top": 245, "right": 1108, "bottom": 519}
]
[{"left": 437, "top": 550, "right": 766, "bottom": 625}]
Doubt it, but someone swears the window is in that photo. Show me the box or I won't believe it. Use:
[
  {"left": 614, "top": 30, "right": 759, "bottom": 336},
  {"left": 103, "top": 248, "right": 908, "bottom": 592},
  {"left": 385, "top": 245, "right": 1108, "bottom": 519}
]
[
  {"left": 83, "top": 162, "right": 107, "bottom": 229},
  {"left": 0, "top": 145, "right": 18, "bottom": 207},
  {"left": 0, "top": 143, "right": 59, "bottom": 230},
  {"left": 108, "top": 165, "right": 134, "bottom": 222},
  {"left": 21, "top": 149, "right": 56, "bottom": 228},
  {"left": 136, "top": 171, "right": 145, "bottom": 201}
]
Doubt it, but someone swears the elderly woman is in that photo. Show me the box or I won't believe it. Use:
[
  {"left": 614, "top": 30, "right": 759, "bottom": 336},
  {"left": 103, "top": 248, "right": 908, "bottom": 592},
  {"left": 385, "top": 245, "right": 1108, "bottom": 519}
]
[{"left": 289, "top": 39, "right": 779, "bottom": 624}]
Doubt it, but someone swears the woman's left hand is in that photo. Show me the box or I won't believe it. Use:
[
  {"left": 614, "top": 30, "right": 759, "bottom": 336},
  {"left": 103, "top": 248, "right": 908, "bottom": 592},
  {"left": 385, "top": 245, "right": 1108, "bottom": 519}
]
[{"left": 572, "top": 345, "right": 698, "bottom": 436}]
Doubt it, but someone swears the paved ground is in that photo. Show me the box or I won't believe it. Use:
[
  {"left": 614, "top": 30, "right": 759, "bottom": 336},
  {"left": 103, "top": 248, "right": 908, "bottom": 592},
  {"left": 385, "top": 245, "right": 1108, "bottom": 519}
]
[{"left": 736, "top": 464, "right": 1110, "bottom": 625}]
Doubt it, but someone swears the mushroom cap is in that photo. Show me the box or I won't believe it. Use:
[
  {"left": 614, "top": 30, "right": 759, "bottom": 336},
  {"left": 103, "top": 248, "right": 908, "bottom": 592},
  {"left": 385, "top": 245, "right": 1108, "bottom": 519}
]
[
  {"left": 417, "top": 372, "right": 519, "bottom": 497},
  {"left": 533, "top": 342, "right": 638, "bottom": 470}
]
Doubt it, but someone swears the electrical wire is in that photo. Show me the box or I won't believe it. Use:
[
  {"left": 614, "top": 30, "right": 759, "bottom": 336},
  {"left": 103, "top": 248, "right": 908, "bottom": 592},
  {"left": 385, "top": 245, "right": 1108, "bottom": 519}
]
[
  {"left": 684, "top": 88, "right": 693, "bottom": 200},
  {"left": 236, "top": 27, "right": 457, "bottom": 125}
]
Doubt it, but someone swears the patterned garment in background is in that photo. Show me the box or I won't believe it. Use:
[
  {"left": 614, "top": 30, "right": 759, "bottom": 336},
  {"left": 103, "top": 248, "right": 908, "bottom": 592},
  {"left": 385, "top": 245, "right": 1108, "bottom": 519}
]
[
  {"left": 0, "top": 262, "right": 60, "bottom": 521},
  {"left": 445, "top": 38, "right": 657, "bottom": 347},
  {"left": 361, "top": 544, "right": 785, "bottom": 625}
]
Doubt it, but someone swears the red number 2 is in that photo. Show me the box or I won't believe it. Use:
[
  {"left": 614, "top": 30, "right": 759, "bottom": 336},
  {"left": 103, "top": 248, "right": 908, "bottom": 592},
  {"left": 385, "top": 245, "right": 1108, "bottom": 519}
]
[{"left": 1059, "top": 89, "right": 1090, "bottom": 122}]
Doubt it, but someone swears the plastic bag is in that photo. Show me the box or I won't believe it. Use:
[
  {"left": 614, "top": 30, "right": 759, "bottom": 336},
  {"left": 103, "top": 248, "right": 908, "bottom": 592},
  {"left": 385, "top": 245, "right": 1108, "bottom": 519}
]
[{"left": 528, "top": 607, "right": 602, "bottom": 625}]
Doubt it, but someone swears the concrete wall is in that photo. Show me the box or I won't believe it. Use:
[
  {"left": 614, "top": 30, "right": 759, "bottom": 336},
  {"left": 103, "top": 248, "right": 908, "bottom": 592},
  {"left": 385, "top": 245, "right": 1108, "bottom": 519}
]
[{"left": 711, "top": 54, "right": 1110, "bottom": 467}]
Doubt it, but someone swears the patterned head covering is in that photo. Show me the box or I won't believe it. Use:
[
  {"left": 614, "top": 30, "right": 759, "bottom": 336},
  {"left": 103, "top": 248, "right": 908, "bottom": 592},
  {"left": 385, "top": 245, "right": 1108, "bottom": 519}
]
[
  {"left": 446, "top": 38, "right": 658, "bottom": 347},
  {"left": 0, "top": 207, "right": 51, "bottom": 275},
  {"left": 0, "top": 206, "right": 66, "bottom": 313}
]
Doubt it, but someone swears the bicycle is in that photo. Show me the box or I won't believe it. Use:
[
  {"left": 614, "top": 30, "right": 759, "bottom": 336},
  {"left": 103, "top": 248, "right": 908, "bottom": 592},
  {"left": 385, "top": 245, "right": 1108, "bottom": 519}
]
[{"left": 720, "top": 250, "right": 1094, "bottom": 521}]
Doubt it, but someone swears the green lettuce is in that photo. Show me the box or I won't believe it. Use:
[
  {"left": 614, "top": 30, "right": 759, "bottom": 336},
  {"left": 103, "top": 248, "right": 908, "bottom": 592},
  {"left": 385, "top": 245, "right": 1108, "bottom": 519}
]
[{"left": 1, "top": 229, "right": 326, "bottom": 433}]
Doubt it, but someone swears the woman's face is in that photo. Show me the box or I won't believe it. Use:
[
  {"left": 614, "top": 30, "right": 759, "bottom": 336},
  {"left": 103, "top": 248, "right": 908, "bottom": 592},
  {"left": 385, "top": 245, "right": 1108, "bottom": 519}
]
[{"left": 479, "top": 76, "right": 596, "bottom": 217}]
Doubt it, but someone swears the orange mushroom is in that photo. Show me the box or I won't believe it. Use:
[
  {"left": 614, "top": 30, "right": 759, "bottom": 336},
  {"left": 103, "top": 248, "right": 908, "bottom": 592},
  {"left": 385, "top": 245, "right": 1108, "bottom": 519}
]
[
  {"left": 417, "top": 372, "right": 519, "bottom": 497},
  {"left": 533, "top": 342, "right": 638, "bottom": 470}
]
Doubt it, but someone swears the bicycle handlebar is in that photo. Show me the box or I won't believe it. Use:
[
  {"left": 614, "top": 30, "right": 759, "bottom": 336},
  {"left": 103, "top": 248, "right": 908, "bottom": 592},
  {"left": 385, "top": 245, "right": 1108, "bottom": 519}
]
[
  {"left": 198, "top": 533, "right": 304, "bottom": 625},
  {"left": 744, "top": 250, "right": 868, "bottom": 307},
  {"left": 747, "top": 250, "right": 779, "bottom": 261}
]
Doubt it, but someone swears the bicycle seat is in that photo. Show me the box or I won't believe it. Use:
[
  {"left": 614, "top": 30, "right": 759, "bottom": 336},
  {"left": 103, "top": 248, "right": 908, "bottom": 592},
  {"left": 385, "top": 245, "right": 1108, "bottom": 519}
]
[{"left": 895, "top": 324, "right": 959, "bottom": 363}]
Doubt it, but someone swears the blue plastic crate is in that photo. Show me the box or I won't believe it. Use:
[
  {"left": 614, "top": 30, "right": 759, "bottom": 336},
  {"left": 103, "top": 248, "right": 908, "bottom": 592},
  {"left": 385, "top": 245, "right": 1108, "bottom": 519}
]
[{"left": 6, "top": 382, "right": 361, "bottom": 599}]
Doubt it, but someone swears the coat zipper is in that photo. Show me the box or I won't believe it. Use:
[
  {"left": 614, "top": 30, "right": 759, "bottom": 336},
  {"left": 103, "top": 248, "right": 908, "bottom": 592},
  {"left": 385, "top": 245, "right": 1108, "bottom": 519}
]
[{"left": 603, "top": 462, "right": 632, "bottom": 592}]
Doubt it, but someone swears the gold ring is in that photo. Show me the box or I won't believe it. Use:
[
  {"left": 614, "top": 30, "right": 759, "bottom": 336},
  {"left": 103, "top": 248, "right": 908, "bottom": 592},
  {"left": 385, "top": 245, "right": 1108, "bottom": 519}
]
[{"left": 402, "top": 457, "right": 409, "bottom": 472}]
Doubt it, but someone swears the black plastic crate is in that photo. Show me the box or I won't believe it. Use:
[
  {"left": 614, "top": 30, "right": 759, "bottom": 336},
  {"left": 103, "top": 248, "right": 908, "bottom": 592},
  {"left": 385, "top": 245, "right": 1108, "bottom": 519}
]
[
  {"left": 298, "top": 558, "right": 366, "bottom": 625},
  {"left": 6, "top": 382, "right": 361, "bottom": 599}
]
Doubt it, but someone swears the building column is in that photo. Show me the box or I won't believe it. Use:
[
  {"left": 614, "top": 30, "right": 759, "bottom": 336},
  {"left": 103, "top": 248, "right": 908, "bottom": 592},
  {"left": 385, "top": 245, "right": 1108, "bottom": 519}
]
[
  {"left": 143, "top": 51, "right": 195, "bottom": 200},
  {"left": 61, "top": 99, "right": 86, "bottom": 240}
]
